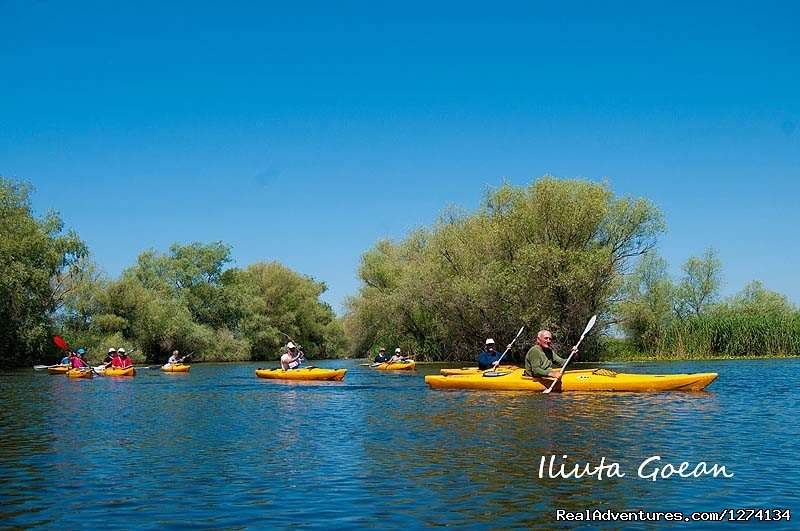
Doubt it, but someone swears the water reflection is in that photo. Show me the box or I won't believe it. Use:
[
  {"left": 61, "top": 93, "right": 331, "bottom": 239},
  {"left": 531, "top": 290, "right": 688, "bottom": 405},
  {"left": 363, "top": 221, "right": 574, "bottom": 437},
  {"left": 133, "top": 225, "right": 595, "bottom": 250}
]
[{"left": 1, "top": 359, "right": 797, "bottom": 529}]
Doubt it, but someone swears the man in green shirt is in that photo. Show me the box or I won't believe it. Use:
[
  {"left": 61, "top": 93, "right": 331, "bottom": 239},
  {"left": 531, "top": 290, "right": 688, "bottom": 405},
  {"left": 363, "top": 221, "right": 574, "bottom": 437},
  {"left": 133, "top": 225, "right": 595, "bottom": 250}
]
[{"left": 524, "top": 330, "right": 578, "bottom": 377}]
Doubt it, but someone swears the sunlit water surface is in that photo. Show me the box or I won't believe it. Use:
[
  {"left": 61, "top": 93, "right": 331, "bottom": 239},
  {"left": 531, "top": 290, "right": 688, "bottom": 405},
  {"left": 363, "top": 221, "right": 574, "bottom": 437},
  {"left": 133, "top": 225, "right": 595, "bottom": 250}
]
[{"left": 1, "top": 359, "right": 797, "bottom": 529}]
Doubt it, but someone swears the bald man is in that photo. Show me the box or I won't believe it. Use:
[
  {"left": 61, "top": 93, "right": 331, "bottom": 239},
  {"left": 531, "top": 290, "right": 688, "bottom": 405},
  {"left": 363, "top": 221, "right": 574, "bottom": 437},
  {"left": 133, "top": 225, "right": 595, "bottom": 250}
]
[{"left": 524, "top": 330, "right": 577, "bottom": 377}]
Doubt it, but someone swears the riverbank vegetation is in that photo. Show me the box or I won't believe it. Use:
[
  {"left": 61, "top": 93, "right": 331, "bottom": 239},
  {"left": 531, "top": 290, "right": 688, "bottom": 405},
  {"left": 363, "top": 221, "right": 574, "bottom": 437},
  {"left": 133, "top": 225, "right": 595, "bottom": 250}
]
[
  {"left": 345, "top": 177, "right": 799, "bottom": 362},
  {"left": 3, "top": 176, "right": 798, "bottom": 367},
  {"left": 344, "top": 177, "right": 665, "bottom": 362},
  {"left": 1, "top": 177, "right": 345, "bottom": 367},
  {"left": 616, "top": 250, "right": 799, "bottom": 359}
]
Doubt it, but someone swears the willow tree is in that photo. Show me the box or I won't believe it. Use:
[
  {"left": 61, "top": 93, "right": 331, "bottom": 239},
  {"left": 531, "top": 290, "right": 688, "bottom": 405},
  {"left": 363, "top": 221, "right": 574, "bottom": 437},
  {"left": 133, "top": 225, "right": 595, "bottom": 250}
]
[
  {"left": 0, "top": 178, "right": 87, "bottom": 367},
  {"left": 346, "top": 176, "right": 664, "bottom": 360}
]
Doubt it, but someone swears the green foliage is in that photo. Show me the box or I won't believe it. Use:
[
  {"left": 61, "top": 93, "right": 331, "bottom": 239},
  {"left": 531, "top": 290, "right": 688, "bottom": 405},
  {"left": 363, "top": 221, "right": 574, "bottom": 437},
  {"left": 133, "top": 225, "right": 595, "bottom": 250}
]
[
  {"left": 617, "top": 247, "right": 798, "bottom": 358},
  {"left": 675, "top": 248, "right": 722, "bottom": 318},
  {"left": 617, "top": 253, "right": 675, "bottom": 351},
  {"left": 657, "top": 310, "right": 800, "bottom": 358},
  {"left": 594, "top": 337, "right": 641, "bottom": 361},
  {"left": 0, "top": 178, "right": 87, "bottom": 367},
  {"left": 727, "top": 280, "right": 796, "bottom": 317},
  {"left": 345, "top": 176, "right": 665, "bottom": 360},
  {"left": 56, "top": 243, "right": 346, "bottom": 364}
]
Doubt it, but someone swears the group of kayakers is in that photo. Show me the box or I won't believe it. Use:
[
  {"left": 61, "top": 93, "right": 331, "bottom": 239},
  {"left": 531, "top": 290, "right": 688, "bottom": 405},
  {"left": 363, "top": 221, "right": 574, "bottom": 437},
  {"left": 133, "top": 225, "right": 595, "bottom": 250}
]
[
  {"left": 56, "top": 347, "right": 186, "bottom": 372},
  {"left": 373, "top": 346, "right": 412, "bottom": 365},
  {"left": 100, "top": 348, "right": 134, "bottom": 370},
  {"left": 477, "top": 328, "right": 578, "bottom": 377},
  {"left": 59, "top": 348, "right": 90, "bottom": 368},
  {"left": 52, "top": 328, "right": 575, "bottom": 375}
]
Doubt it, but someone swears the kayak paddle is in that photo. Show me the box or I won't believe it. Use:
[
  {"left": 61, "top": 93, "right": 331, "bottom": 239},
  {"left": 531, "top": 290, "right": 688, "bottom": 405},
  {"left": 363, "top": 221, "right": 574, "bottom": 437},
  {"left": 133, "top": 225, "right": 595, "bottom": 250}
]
[
  {"left": 53, "top": 336, "right": 70, "bottom": 351},
  {"left": 543, "top": 315, "right": 597, "bottom": 394},
  {"left": 483, "top": 326, "right": 525, "bottom": 377}
]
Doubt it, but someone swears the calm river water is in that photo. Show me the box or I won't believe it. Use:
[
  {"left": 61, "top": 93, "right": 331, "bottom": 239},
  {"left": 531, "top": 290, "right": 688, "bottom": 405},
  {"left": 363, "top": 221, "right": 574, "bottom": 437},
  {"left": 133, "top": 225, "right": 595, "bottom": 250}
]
[{"left": 1, "top": 358, "right": 797, "bottom": 529}]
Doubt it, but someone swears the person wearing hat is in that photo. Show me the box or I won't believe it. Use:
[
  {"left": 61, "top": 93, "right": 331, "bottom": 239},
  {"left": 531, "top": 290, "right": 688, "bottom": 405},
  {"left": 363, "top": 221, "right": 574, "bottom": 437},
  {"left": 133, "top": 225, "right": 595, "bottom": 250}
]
[
  {"left": 71, "top": 348, "right": 89, "bottom": 369},
  {"left": 102, "top": 348, "right": 117, "bottom": 369},
  {"left": 477, "top": 338, "right": 513, "bottom": 370},
  {"left": 280, "top": 341, "right": 305, "bottom": 370},
  {"left": 116, "top": 348, "right": 133, "bottom": 369},
  {"left": 387, "top": 347, "right": 408, "bottom": 364},
  {"left": 374, "top": 347, "right": 390, "bottom": 364}
]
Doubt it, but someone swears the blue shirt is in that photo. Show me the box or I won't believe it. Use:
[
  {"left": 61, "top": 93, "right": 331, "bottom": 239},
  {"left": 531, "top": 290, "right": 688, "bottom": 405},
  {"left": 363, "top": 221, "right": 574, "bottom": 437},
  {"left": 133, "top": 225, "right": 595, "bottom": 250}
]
[{"left": 478, "top": 348, "right": 506, "bottom": 370}]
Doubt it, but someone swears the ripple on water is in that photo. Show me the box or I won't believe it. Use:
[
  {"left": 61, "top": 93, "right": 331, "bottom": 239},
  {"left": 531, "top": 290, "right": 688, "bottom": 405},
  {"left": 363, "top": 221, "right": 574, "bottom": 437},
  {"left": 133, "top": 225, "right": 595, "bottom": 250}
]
[{"left": 1, "top": 360, "right": 798, "bottom": 529}]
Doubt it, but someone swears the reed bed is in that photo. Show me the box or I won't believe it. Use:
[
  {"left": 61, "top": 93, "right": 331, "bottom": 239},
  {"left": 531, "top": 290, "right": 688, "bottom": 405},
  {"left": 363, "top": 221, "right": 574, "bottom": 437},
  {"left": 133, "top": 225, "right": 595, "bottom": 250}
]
[{"left": 655, "top": 312, "right": 800, "bottom": 358}]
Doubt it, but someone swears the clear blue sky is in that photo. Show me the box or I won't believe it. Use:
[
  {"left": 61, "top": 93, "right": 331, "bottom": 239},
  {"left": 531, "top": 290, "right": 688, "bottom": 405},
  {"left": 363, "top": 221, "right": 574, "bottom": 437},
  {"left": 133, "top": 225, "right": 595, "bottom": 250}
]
[{"left": 3, "top": 1, "right": 798, "bottom": 312}]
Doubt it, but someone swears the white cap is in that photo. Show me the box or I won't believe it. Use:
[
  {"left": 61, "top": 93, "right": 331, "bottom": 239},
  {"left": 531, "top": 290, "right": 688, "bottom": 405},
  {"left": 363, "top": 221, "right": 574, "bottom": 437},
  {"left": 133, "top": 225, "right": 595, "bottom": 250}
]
[
  {"left": 485, "top": 338, "right": 495, "bottom": 345},
  {"left": 286, "top": 341, "right": 296, "bottom": 349},
  {"left": 108, "top": 347, "right": 117, "bottom": 353},
  {"left": 118, "top": 348, "right": 126, "bottom": 354},
  {"left": 395, "top": 348, "right": 401, "bottom": 353}
]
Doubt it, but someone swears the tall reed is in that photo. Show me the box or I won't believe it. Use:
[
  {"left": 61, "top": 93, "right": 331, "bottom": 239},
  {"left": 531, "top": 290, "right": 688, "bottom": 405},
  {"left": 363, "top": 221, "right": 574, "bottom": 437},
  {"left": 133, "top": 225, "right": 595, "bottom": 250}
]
[{"left": 656, "top": 311, "right": 800, "bottom": 358}]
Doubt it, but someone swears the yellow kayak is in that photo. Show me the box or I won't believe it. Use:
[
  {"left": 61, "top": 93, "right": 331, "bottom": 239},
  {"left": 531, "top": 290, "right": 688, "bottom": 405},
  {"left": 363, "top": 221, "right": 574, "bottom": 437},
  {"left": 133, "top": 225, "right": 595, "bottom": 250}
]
[
  {"left": 162, "top": 364, "right": 191, "bottom": 373},
  {"left": 66, "top": 368, "right": 94, "bottom": 379},
  {"left": 425, "top": 368, "right": 718, "bottom": 392},
  {"left": 47, "top": 366, "right": 70, "bottom": 375},
  {"left": 101, "top": 367, "right": 136, "bottom": 377},
  {"left": 440, "top": 365, "right": 518, "bottom": 376},
  {"left": 255, "top": 367, "right": 347, "bottom": 381},
  {"left": 376, "top": 360, "right": 416, "bottom": 371}
]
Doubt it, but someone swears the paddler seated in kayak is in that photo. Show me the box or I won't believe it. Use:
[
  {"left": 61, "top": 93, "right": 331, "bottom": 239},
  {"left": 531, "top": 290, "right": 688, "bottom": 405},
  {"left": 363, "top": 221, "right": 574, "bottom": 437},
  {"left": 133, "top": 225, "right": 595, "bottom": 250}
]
[
  {"left": 477, "top": 338, "right": 513, "bottom": 370},
  {"left": 70, "top": 348, "right": 89, "bottom": 369},
  {"left": 387, "top": 347, "right": 411, "bottom": 364},
  {"left": 524, "top": 329, "right": 578, "bottom": 378},
  {"left": 280, "top": 341, "right": 305, "bottom": 370},
  {"left": 59, "top": 352, "right": 71, "bottom": 366},
  {"left": 167, "top": 350, "right": 190, "bottom": 365},
  {"left": 117, "top": 348, "right": 133, "bottom": 369},
  {"left": 102, "top": 348, "right": 117, "bottom": 369},
  {"left": 374, "top": 347, "right": 391, "bottom": 364},
  {"left": 114, "top": 348, "right": 133, "bottom": 369},
  {"left": 109, "top": 348, "right": 123, "bottom": 368}
]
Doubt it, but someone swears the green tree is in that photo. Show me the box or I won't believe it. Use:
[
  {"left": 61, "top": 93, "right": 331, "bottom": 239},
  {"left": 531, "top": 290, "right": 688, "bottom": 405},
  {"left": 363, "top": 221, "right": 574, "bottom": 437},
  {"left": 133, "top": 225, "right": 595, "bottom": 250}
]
[
  {"left": 345, "top": 176, "right": 665, "bottom": 360},
  {"left": 675, "top": 248, "right": 722, "bottom": 318},
  {"left": 726, "top": 280, "right": 796, "bottom": 317},
  {"left": 234, "top": 262, "right": 346, "bottom": 360},
  {"left": 617, "top": 253, "right": 675, "bottom": 351},
  {"left": 0, "top": 178, "right": 87, "bottom": 367}
]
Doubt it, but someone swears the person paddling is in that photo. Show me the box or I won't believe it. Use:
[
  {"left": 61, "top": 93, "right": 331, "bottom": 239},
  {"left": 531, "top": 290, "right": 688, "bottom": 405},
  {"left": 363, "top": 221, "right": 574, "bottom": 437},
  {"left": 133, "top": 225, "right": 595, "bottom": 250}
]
[
  {"left": 374, "top": 347, "right": 390, "bottom": 364},
  {"left": 71, "top": 348, "right": 89, "bottom": 369},
  {"left": 477, "top": 338, "right": 512, "bottom": 370},
  {"left": 280, "top": 342, "right": 305, "bottom": 370},
  {"left": 387, "top": 347, "right": 409, "bottom": 364},
  {"left": 168, "top": 350, "right": 190, "bottom": 365},
  {"left": 524, "top": 329, "right": 578, "bottom": 378},
  {"left": 115, "top": 348, "right": 133, "bottom": 369},
  {"left": 102, "top": 348, "right": 117, "bottom": 369}
]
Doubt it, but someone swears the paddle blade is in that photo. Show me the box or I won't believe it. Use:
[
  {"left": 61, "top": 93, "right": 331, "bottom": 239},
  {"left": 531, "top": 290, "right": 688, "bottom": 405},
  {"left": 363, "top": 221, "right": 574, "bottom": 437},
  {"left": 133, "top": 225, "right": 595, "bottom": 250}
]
[
  {"left": 53, "top": 336, "right": 69, "bottom": 351},
  {"left": 482, "top": 371, "right": 513, "bottom": 378},
  {"left": 582, "top": 315, "right": 598, "bottom": 337},
  {"left": 33, "top": 365, "right": 49, "bottom": 370}
]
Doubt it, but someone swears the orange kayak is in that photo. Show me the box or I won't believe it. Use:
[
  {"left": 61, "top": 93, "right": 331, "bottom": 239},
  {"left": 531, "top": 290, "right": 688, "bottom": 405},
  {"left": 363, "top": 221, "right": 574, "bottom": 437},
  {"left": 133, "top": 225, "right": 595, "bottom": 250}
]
[
  {"left": 439, "top": 365, "right": 518, "bottom": 376},
  {"left": 162, "top": 364, "right": 190, "bottom": 373},
  {"left": 47, "top": 366, "right": 70, "bottom": 375},
  {"left": 255, "top": 367, "right": 347, "bottom": 381},
  {"left": 66, "top": 368, "right": 94, "bottom": 379},
  {"left": 101, "top": 367, "right": 136, "bottom": 377},
  {"left": 425, "top": 368, "right": 718, "bottom": 392},
  {"left": 376, "top": 360, "right": 416, "bottom": 370}
]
